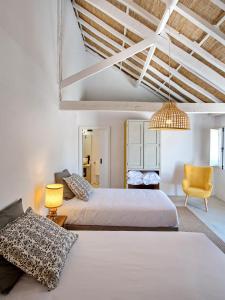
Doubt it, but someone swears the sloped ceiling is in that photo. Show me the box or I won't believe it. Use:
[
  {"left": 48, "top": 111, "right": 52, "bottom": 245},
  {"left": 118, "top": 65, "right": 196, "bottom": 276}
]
[{"left": 71, "top": 0, "right": 225, "bottom": 103}]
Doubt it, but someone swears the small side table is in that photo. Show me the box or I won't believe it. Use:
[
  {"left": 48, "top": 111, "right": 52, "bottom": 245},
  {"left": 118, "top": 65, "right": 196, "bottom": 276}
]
[{"left": 47, "top": 215, "right": 67, "bottom": 228}]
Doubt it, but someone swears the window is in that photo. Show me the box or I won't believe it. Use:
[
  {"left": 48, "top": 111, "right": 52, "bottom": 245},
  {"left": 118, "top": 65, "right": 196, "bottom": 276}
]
[{"left": 210, "top": 128, "right": 224, "bottom": 168}]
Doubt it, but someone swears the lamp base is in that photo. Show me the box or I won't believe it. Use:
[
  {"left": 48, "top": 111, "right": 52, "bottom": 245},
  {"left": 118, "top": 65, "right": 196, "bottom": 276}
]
[{"left": 47, "top": 207, "right": 58, "bottom": 221}]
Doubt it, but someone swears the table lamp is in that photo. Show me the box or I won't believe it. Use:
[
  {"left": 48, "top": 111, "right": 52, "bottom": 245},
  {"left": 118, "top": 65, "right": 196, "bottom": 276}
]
[{"left": 45, "top": 184, "right": 63, "bottom": 220}]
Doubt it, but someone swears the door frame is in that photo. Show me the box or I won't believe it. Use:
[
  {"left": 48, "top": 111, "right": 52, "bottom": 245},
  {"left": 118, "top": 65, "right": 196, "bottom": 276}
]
[{"left": 78, "top": 126, "right": 111, "bottom": 187}]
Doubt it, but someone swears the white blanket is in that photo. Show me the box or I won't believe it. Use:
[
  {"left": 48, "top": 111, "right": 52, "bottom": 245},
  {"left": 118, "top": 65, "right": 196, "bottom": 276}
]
[
  {"left": 55, "top": 188, "right": 178, "bottom": 228},
  {"left": 4, "top": 231, "right": 225, "bottom": 300}
]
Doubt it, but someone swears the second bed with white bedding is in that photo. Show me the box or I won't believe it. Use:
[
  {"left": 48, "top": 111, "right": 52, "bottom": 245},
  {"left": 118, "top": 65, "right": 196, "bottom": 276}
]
[{"left": 57, "top": 188, "right": 178, "bottom": 229}]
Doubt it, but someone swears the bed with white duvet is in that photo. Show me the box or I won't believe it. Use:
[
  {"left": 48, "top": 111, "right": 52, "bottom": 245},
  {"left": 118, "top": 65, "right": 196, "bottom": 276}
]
[
  {"left": 56, "top": 188, "right": 178, "bottom": 230},
  {"left": 4, "top": 231, "right": 225, "bottom": 300}
]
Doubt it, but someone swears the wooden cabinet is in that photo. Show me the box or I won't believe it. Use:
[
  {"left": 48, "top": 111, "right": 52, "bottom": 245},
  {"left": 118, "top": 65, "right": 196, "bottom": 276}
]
[
  {"left": 124, "top": 120, "right": 160, "bottom": 188},
  {"left": 125, "top": 120, "right": 160, "bottom": 170}
]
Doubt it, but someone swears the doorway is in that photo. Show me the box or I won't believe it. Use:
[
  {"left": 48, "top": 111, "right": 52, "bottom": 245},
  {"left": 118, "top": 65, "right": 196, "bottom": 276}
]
[{"left": 79, "top": 127, "right": 110, "bottom": 188}]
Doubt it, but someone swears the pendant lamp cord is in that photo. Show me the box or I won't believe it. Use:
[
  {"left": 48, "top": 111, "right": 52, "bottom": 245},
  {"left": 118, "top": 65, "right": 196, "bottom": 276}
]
[{"left": 168, "top": 7, "right": 171, "bottom": 104}]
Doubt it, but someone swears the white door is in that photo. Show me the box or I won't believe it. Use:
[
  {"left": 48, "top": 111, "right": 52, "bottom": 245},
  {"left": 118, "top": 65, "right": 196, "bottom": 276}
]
[
  {"left": 91, "top": 128, "right": 110, "bottom": 188},
  {"left": 143, "top": 122, "right": 160, "bottom": 169},
  {"left": 127, "top": 121, "right": 143, "bottom": 169}
]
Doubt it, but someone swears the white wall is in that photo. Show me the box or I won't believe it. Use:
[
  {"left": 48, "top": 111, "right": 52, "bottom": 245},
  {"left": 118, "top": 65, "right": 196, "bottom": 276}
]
[
  {"left": 75, "top": 112, "right": 213, "bottom": 195},
  {"left": 0, "top": 0, "right": 79, "bottom": 211},
  {"left": 212, "top": 115, "right": 225, "bottom": 202},
  {"left": 160, "top": 115, "right": 214, "bottom": 195}
]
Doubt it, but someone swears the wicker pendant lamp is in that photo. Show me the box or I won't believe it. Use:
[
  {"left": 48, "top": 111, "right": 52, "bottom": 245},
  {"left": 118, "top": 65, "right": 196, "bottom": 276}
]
[
  {"left": 149, "top": 8, "right": 190, "bottom": 131},
  {"left": 149, "top": 101, "right": 190, "bottom": 130}
]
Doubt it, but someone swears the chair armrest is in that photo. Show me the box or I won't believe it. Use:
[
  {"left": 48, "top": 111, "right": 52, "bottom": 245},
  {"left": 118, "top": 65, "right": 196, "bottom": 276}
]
[
  {"left": 205, "top": 183, "right": 213, "bottom": 192},
  {"left": 182, "top": 179, "right": 189, "bottom": 190}
]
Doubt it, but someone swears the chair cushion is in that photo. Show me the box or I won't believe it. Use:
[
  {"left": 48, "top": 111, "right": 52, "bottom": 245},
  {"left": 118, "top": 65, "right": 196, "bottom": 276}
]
[
  {"left": 0, "top": 207, "right": 78, "bottom": 290},
  {"left": 186, "top": 187, "right": 211, "bottom": 198},
  {"left": 0, "top": 199, "right": 24, "bottom": 295}
]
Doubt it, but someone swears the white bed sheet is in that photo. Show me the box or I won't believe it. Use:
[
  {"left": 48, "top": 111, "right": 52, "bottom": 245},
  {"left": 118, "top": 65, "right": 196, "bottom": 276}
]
[
  {"left": 4, "top": 231, "right": 225, "bottom": 300},
  {"left": 56, "top": 188, "right": 178, "bottom": 228}
]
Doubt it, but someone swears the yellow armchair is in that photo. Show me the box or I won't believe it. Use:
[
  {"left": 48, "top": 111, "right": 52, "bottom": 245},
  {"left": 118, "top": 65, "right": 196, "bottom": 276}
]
[{"left": 182, "top": 164, "right": 213, "bottom": 212}]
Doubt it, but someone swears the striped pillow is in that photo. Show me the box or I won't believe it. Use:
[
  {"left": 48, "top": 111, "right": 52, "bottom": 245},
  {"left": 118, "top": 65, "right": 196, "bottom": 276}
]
[{"left": 63, "top": 174, "right": 93, "bottom": 201}]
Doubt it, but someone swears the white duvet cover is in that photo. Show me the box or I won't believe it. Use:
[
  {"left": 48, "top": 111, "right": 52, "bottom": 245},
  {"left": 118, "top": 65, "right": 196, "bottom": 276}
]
[
  {"left": 57, "top": 188, "right": 178, "bottom": 228},
  {"left": 4, "top": 231, "right": 225, "bottom": 300}
]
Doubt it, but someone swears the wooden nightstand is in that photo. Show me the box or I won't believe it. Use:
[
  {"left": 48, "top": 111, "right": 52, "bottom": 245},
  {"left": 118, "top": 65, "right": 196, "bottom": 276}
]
[{"left": 47, "top": 215, "right": 67, "bottom": 228}]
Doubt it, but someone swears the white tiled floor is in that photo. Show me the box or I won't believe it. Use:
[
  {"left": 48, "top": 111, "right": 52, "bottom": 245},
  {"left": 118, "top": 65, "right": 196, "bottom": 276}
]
[{"left": 171, "top": 196, "right": 225, "bottom": 242}]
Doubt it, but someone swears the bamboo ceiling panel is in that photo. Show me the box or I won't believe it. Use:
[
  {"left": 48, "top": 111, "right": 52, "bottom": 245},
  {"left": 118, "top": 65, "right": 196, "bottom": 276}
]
[
  {"left": 78, "top": 13, "right": 124, "bottom": 45},
  {"left": 201, "top": 37, "right": 225, "bottom": 64},
  {"left": 129, "top": 10, "right": 157, "bottom": 32},
  {"left": 154, "top": 48, "right": 179, "bottom": 69},
  {"left": 133, "top": 0, "right": 166, "bottom": 20},
  {"left": 168, "top": 11, "right": 206, "bottom": 42},
  {"left": 75, "top": 0, "right": 125, "bottom": 33},
  {"left": 106, "top": 0, "right": 127, "bottom": 12},
  {"left": 179, "top": 0, "right": 224, "bottom": 24}
]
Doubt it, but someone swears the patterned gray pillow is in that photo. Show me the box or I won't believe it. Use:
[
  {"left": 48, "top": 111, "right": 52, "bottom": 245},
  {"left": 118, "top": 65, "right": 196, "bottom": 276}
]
[
  {"left": 0, "top": 208, "right": 78, "bottom": 290},
  {"left": 63, "top": 173, "right": 93, "bottom": 201}
]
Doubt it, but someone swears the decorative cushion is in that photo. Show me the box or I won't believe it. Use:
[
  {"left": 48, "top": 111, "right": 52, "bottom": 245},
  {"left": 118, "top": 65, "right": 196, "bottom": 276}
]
[
  {"left": 0, "top": 199, "right": 24, "bottom": 229},
  {"left": 55, "top": 169, "right": 75, "bottom": 200},
  {"left": 63, "top": 173, "right": 93, "bottom": 201},
  {"left": 0, "top": 208, "right": 78, "bottom": 290},
  {"left": 0, "top": 199, "right": 24, "bottom": 294}
]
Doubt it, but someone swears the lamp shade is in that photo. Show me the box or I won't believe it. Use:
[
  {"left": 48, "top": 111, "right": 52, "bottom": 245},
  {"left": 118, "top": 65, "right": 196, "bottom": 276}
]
[
  {"left": 45, "top": 184, "right": 63, "bottom": 208},
  {"left": 149, "top": 102, "right": 190, "bottom": 130}
]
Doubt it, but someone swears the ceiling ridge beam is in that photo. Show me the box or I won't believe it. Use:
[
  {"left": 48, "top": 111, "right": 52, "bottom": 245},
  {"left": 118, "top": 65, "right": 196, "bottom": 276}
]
[
  {"left": 84, "top": 0, "right": 225, "bottom": 93},
  {"left": 80, "top": 19, "right": 222, "bottom": 103},
  {"left": 137, "top": 0, "right": 178, "bottom": 85},
  {"left": 174, "top": 3, "right": 225, "bottom": 46},
  {"left": 117, "top": 0, "right": 225, "bottom": 73}
]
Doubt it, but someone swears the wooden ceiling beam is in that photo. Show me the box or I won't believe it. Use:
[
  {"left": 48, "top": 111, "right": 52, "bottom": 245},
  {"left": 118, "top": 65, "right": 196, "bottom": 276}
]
[
  {"left": 118, "top": 0, "right": 225, "bottom": 73},
  {"left": 62, "top": 36, "right": 155, "bottom": 88},
  {"left": 137, "top": 0, "right": 178, "bottom": 85},
  {"left": 82, "top": 0, "right": 225, "bottom": 93},
  {"left": 79, "top": 19, "right": 222, "bottom": 103},
  {"left": 60, "top": 101, "right": 225, "bottom": 113}
]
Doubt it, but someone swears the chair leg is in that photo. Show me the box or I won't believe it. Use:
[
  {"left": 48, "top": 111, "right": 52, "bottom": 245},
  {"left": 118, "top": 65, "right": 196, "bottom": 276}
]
[
  {"left": 184, "top": 195, "right": 188, "bottom": 207},
  {"left": 204, "top": 198, "right": 208, "bottom": 212}
]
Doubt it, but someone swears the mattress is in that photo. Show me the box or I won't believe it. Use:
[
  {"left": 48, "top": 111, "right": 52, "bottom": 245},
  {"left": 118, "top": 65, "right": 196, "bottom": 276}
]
[
  {"left": 4, "top": 231, "right": 225, "bottom": 300},
  {"left": 57, "top": 188, "right": 178, "bottom": 228}
]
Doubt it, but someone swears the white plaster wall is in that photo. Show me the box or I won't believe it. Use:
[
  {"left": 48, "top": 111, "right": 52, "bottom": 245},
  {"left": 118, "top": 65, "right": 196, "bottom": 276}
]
[
  {"left": 212, "top": 115, "right": 225, "bottom": 202},
  {"left": 0, "top": 0, "right": 78, "bottom": 211},
  {"left": 75, "top": 112, "right": 213, "bottom": 195}
]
